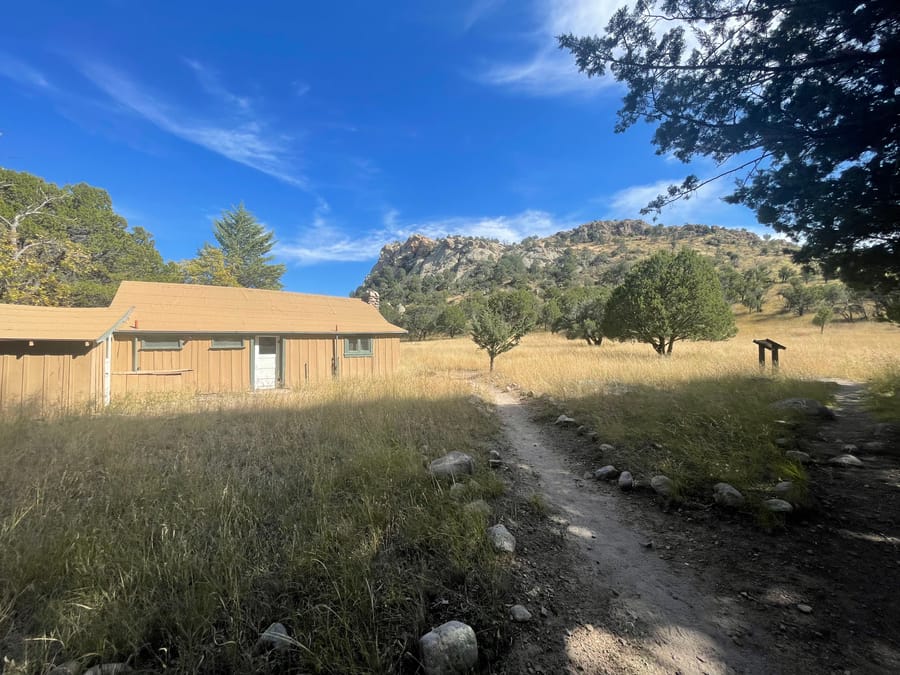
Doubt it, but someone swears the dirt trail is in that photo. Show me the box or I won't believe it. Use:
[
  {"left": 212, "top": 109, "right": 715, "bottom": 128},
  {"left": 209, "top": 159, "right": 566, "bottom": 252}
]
[{"left": 488, "top": 385, "right": 775, "bottom": 675}]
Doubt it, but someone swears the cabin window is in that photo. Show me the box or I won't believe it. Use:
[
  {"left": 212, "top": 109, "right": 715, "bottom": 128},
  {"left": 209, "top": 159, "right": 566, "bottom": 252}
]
[
  {"left": 140, "top": 338, "right": 183, "bottom": 351},
  {"left": 210, "top": 337, "right": 245, "bottom": 350},
  {"left": 344, "top": 337, "right": 373, "bottom": 357}
]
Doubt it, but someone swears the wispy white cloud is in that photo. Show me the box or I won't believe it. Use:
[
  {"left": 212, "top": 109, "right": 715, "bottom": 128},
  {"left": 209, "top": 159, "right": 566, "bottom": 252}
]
[
  {"left": 278, "top": 208, "right": 572, "bottom": 264},
  {"left": 0, "top": 53, "right": 54, "bottom": 90},
  {"left": 474, "top": 0, "right": 627, "bottom": 95},
  {"left": 78, "top": 60, "right": 305, "bottom": 187},
  {"left": 463, "top": 0, "right": 506, "bottom": 31},
  {"left": 604, "top": 177, "right": 761, "bottom": 230},
  {"left": 183, "top": 58, "right": 251, "bottom": 110}
]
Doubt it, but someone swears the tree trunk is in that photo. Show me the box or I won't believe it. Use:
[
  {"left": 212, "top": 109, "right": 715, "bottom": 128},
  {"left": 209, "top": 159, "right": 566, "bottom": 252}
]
[{"left": 489, "top": 353, "right": 495, "bottom": 371}]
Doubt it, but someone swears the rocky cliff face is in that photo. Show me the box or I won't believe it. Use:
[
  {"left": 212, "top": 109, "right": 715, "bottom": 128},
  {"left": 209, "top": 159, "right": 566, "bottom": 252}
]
[{"left": 360, "top": 219, "right": 789, "bottom": 304}]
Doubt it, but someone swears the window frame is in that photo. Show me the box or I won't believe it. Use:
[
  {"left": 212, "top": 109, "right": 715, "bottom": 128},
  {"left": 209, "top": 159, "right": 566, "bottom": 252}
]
[
  {"left": 210, "top": 337, "right": 245, "bottom": 350},
  {"left": 140, "top": 337, "right": 184, "bottom": 351},
  {"left": 343, "top": 336, "right": 374, "bottom": 357}
]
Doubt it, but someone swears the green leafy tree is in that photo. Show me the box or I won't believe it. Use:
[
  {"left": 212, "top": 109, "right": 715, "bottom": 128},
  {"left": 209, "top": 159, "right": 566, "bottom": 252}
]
[
  {"left": 213, "top": 204, "right": 285, "bottom": 289},
  {"left": 603, "top": 249, "right": 737, "bottom": 356},
  {"left": 552, "top": 286, "right": 611, "bottom": 345},
  {"left": 559, "top": 0, "right": 900, "bottom": 296},
  {"left": 1, "top": 168, "right": 173, "bottom": 306},
  {"left": 813, "top": 305, "right": 834, "bottom": 334},
  {"left": 401, "top": 303, "right": 442, "bottom": 341},
  {"left": 181, "top": 243, "right": 240, "bottom": 287},
  {"left": 437, "top": 304, "right": 468, "bottom": 338},
  {"left": 779, "top": 279, "right": 822, "bottom": 316},
  {"left": 470, "top": 290, "right": 536, "bottom": 371},
  {"left": 777, "top": 264, "right": 796, "bottom": 284}
]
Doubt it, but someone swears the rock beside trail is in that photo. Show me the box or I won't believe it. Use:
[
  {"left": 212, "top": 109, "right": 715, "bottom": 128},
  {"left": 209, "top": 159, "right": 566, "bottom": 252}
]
[
  {"left": 770, "top": 398, "right": 836, "bottom": 420},
  {"left": 829, "top": 454, "right": 864, "bottom": 467},
  {"left": 489, "top": 449, "right": 501, "bottom": 460},
  {"left": 841, "top": 444, "right": 858, "bottom": 454},
  {"left": 594, "top": 465, "right": 619, "bottom": 481},
  {"left": 429, "top": 452, "right": 475, "bottom": 479},
  {"left": 49, "top": 662, "right": 83, "bottom": 675},
  {"left": 797, "top": 603, "right": 813, "bottom": 614},
  {"left": 555, "top": 415, "right": 577, "bottom": 427},
  {"left": 509, "top": 604, "right": 533, "bottom": 622},
  {"left": 464, "top": 500, "right": 492, "bottom": 517},
  {"left": 765, "top": 498, "right": 794, "bottom": 513},
  {"left": 785, "top": 450, "right": 812, "bottom": 464},
  {"left": 774, "top": 481, "right": 794, "bottom": 499},
  {"left": 487, "top": 524, "right": 516, "bottom": 553},
  {"left": 775, "top": 437, "right": 791, "bottom": 448},
  {"left": 419, "top": 620, "right": 478, "bottom": 675},
  {"left": 651, "top": 475, "right": 677, "bottom": 499},
  {"left": 255, "top": 622, "right": 291, "bottom": 652},
  {"left": 618, "top": 471, "right": 634, "bottom": 490},
  {"left": 598, "top": 443, "right": 615, "bottom": 453},
  {"left": 713, "top": 482, "right": 745, "bottom": 508}
]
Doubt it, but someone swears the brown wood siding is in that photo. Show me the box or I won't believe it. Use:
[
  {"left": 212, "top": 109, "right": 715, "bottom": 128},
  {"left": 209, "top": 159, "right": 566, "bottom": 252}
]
[
  {"left": 110, "top": 335, "right": 250, "bottom": 398},
  {"left": 0, "top": 341, "right": 102, "bottom": 412},
  {"left": 335, "top": 336, "right": 400, "bottom": 380},
  {"left": 283, "top": 337, "right": 335, "bottom": 386}
]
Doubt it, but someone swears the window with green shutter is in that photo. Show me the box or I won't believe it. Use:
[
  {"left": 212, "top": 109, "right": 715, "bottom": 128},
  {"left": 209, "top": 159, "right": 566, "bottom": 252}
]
[
  {"left": 210, "top": 337, "right": 245, "bottom": 350},
  {"left": 344, "top": 337, "right": 373, "bottom": 357}
]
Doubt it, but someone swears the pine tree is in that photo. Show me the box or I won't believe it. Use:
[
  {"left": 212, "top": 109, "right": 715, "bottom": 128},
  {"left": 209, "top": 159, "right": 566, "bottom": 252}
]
[{"left": 213, "top": 204, "right": 285, "bottom": 289}]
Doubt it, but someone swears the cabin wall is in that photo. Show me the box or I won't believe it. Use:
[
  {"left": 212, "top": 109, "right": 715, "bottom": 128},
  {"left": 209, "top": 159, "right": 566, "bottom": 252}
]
[
  {"left": 336, "top": 336, "right": 401, "bottom": 379},
  {"left": 111, "top": 335, "right": 250, "bottom": 398},
  {"left": 0, "top": 341, "right": 102, "bottom": 413},
  {"left": 282, "top": 336, "right": 335, "bottom": 386}
]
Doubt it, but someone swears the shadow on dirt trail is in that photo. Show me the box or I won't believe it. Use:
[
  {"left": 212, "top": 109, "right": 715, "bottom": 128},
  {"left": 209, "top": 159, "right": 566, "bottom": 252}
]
[{"left": 483, "top": 381, "right": 900, "bottom": 675}]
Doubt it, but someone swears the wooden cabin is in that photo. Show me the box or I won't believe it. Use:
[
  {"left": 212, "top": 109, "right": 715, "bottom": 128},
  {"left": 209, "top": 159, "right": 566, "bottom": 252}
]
[
  {"left": 0, "top": 281, "right": 405, "bottom": 411},
  {"left": 0, "top": 305, "right": 130, "bottom": 411}
]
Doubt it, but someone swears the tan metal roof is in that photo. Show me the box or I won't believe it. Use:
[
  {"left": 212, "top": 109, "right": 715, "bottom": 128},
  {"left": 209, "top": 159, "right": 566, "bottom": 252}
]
[
  {"left": 0, "top": 304, "right": 131, "bottom": 342},
  {"left": 110, "top": 281, "right": 405, "bottom": 335}
]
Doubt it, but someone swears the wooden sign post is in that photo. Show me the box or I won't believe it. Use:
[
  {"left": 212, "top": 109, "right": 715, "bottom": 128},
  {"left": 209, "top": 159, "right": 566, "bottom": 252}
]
[{"left": 753, "top": 338, "right": 786, "bottom": 370}]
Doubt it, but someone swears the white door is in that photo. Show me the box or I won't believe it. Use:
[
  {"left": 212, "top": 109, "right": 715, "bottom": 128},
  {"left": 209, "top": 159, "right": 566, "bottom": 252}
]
[{"left": 254, "top": 337, "right": 277, "bottom": 389}]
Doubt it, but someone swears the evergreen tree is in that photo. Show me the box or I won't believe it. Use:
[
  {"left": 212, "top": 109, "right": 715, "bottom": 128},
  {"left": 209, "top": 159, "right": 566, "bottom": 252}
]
[
  {"left": 213, "top": 204, "right": 285, "bottom": 289},
  {"left": 470, "top": 290, "right": 536, "bottom": 371},
  {"left": 603, "top": 249, "right": 736, "bottom": 356}
]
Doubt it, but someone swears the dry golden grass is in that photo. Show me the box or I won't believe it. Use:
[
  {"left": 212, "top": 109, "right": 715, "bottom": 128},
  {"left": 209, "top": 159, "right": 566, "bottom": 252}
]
[{"left": 403, "top": 315, "right": 900, "bottom": 397}]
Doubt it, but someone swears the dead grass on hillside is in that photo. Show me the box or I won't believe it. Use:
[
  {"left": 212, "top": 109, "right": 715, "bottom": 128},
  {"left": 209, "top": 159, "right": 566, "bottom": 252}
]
[{"left": 0, "top": 374, "right": 508, "bottom": 674}]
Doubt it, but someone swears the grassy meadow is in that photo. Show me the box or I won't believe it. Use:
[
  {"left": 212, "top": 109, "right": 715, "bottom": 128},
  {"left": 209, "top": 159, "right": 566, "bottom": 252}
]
[
  {"left": 0, "top": 376, "right": 508, "bottom": 673},
  {"left": 1, "top": 309, "right": 897, "bottom": 673},
  {"left": 404, "top": 313, "right": 900, "bottom": 505}
]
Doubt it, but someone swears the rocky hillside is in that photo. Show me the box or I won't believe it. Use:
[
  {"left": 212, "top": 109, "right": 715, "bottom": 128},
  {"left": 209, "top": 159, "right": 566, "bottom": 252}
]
[{"left": 357, "top": 220, "right": 795, "bottom": 307}]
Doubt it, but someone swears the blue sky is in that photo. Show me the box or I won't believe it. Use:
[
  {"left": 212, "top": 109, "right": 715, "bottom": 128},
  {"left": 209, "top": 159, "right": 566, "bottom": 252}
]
[{"left": 1, "top": 0, "right": 763, "bottom": 297}]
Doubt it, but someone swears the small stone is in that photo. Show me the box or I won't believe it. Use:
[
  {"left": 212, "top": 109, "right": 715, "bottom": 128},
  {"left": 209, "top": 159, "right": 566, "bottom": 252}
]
[
  {"left": 770, "top": 398, "right": 836, "bottom": 419},
  {"left": 785, "top": 450, "right": 811, "bottom": 464},
  {"left": 255, "top": 622, "right": 291, "bottom": 653},
  {"left": 618, "top": 471, "right": 634, "bottom": 490},
  {"left": 651, "top": 475, "right": 677, "bottom": 499},
  {"left": 555, "top": 415, "right": 577, "bottom": 427},
  {"left": 586, "top": 431, "right": 599, "bottom": 440},
  {"left": 509, "top": 604, "right": 533, "bottom": 622},
  {"left": 774, "top": 481, "right": 794, "bottom": 499},
  {"left": 594, "top": 465, "right": 619, "bottom": 481},
  {"left": 540, "top": 606, "right": 550, "bottom": 618},
  {"left": 464, "top": 500, "right": 492, "bottom": 517},
  {"left": 713, "top": 482, "right": 745, "bottom": 508},
  {"left": 489, "top": 449, "right": 501, "bottom": 460},
  {"left": 764, "top": 498, "right": 794, "bottom": 513},
  {"left": 489, "top": 458, "right": 503, "bottom": 469},
  {"left": 49, "top": 662, "right": 83, "bottom": 675},
  {"left": 487, "top": 524, "right": 516, "bottom": 553},
  {"left": 429, "top": 452, "right": 476, "bottom": 479},
  {"left": 598, "top": 443, "right": 615, "bottom": 453},
  {"left": 796, "top": 603, "right": 813, "bottom": 614},
  {"left": 775, "top": 437, "right": 791, "bottom": 448},
  {"left": 419, "top": 620, "right": 478, "bottom": 675},
  {"left": 828, "top": 454, "right": 863, "bottom": 467},
  {"left": 841, "top": 444, "right": 858, "bottom": 454},
  {"left": 576, "top": 425, "right": 586, "bottom": 435}
]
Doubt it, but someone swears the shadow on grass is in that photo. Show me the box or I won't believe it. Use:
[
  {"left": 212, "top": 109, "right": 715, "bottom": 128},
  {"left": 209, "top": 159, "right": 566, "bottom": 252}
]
[{"left": 0, "top": 393, "right": 510, "bottom": 674}]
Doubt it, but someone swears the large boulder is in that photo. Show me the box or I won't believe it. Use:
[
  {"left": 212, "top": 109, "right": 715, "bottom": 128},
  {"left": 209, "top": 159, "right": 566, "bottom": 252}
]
[
  {"left": 254, "top": 622, "right": 291, "bottom": 653},
  {"left": 713, "top": 482, "right": 745, "bottom": 508},
  {"left": 770, "top": 398, "right": 836, "bottom": 420},
  {"left": 429, "top": 452, "right": 475, "bottom": 479},
  {"left": 487, "top": 524, "right": 516, "bottom": 553},
  {"left": 419, "top": 620, "right": 478, "bottom": 675},
  {"left": 828, "top": 454, "right": 863, "bottom": 467}
]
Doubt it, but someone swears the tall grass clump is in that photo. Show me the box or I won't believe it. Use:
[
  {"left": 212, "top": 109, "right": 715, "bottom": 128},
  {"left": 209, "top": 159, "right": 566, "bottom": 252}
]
[
  {"left": 0, "top": 374, "right": 508, "bottom": 673},
  {"left": 866, "top": 364, "right": 900, "bottom": 422}
]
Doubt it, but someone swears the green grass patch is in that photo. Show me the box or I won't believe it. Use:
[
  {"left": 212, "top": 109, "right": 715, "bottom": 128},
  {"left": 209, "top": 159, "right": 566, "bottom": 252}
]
[
  {"left": 560, "top": 376, "right": 835, "bottom": 504},
  {"left": 0, "top": 379, "right": 508, "bottom": 673},
  {"left": 866, "top": 365, "right": 900, "bottom": 422}
]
